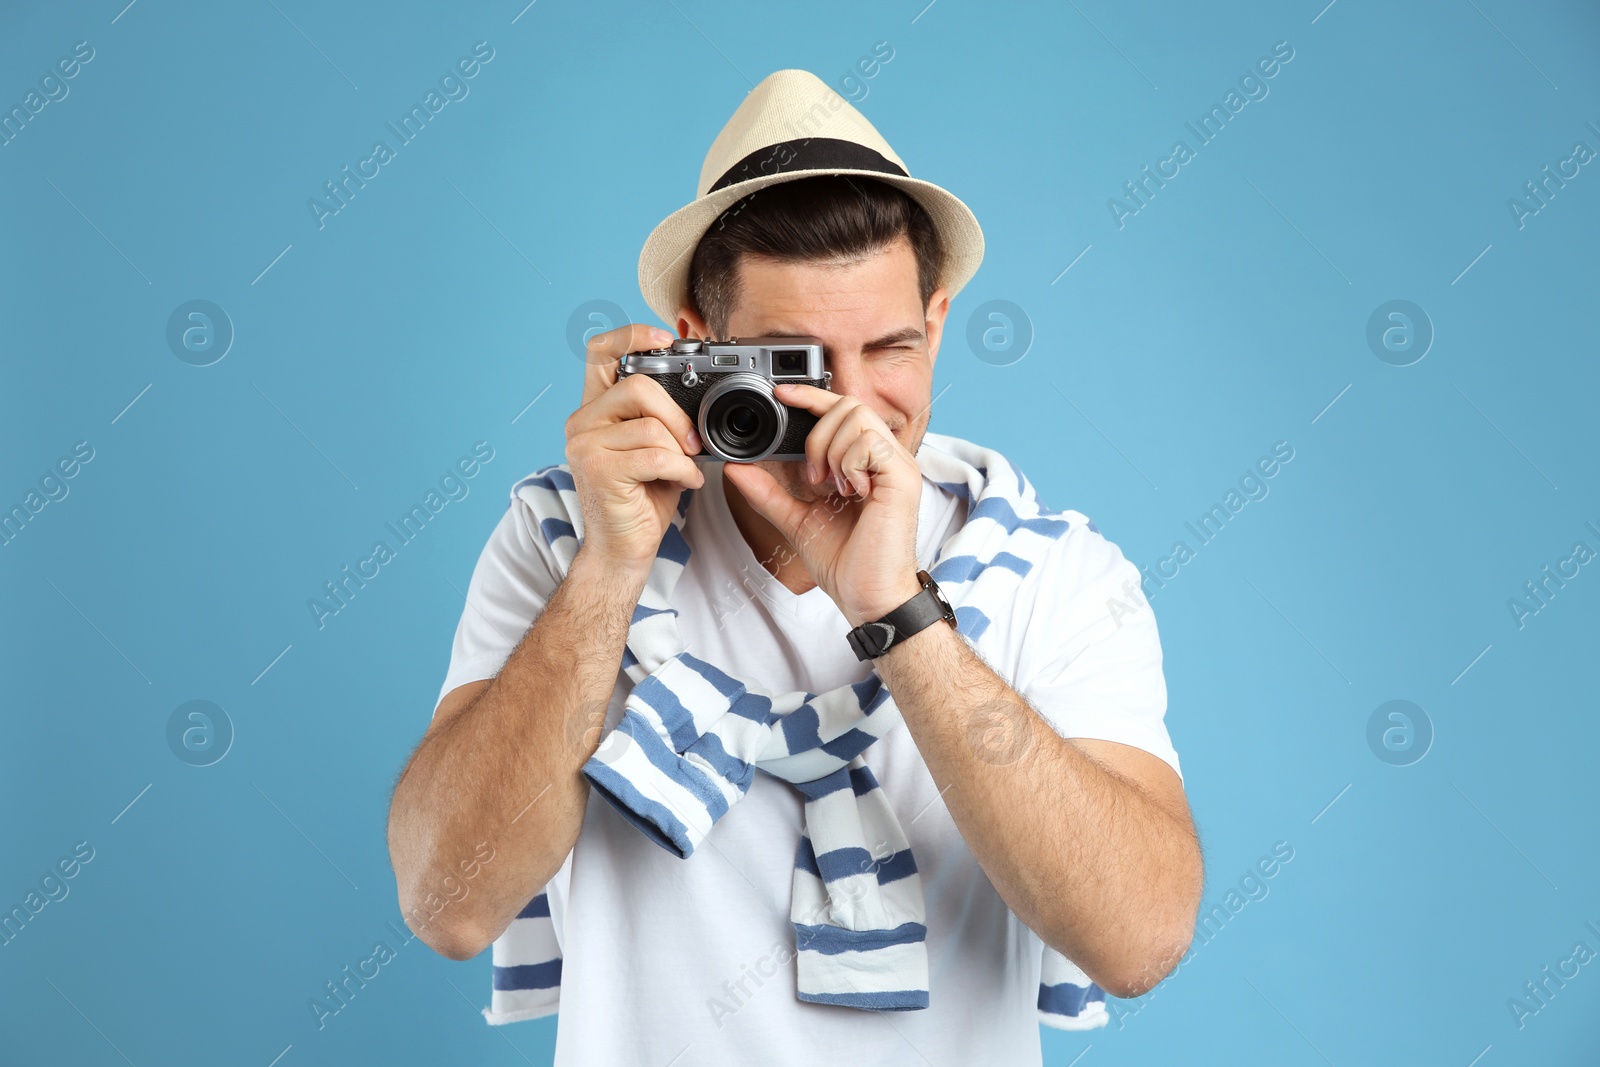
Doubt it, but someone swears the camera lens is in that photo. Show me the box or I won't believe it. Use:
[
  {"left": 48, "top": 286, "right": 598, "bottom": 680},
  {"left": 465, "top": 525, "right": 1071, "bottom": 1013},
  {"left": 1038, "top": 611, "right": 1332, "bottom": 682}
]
[{"left": 701, "top": 379, "right": 786, "bottom": 461}]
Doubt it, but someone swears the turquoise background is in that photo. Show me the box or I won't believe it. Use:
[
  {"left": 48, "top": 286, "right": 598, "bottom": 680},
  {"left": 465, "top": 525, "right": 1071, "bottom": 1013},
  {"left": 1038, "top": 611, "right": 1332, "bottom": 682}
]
[{"left": 3, "top": 0, "right": 1597, "bottom": 1063}]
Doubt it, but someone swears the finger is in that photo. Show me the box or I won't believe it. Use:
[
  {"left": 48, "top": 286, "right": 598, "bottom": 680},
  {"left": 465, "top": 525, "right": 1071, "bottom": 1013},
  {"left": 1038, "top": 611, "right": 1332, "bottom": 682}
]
[
  {"left": 581, "top": 323, "right": 677, "bottom": 407},
  {"left": 772, "top": 381, "right": 844, "bottom": 416},
  {"left": 796, "top": 394, "right": 865, "bottom": 488},
  {"left": 824, "top": 404, "right": 890, "bottom": 490},
  {"left": 773, "top": 381, "right": 847, "bottom": 485},
  {"left": 722, "top": 462, "right": 811, "bottom": 544},
  {"left": 838, "top": 428, "right": 904, "bottom": 498},
  {"left": 583, "top": 415, "right": 684, "bottom": 457},
  {"left": 608, "top": 446, "right": 705, "bottom": 492},
  {"left": 582, "top": 374, "right": 701, "bottom": 456}
]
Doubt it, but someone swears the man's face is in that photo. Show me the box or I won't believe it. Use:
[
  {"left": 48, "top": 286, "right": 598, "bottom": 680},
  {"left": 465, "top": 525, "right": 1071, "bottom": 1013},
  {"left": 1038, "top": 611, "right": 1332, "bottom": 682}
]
[{"left": 678, "top": 233, "right": 951, "bottom": 504}]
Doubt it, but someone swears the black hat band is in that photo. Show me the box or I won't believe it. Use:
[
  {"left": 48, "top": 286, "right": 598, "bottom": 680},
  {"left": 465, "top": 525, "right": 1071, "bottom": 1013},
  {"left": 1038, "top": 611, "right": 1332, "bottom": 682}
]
[{"left": 707, "top": 136, "right": 909, "bottom": 194}]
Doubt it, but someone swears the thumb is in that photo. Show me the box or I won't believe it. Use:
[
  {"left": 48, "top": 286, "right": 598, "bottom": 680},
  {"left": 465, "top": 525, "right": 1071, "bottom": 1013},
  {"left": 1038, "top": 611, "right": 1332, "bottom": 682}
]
[{"left": 721, "top": 462, "right": 810, "bottom": 545}]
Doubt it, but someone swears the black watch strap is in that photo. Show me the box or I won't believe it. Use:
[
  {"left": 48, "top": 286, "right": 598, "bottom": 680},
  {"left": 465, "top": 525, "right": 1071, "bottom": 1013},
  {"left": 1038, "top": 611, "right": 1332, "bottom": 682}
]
[{"left": 845, "top": 570, "right": 958, "bottom": 661}]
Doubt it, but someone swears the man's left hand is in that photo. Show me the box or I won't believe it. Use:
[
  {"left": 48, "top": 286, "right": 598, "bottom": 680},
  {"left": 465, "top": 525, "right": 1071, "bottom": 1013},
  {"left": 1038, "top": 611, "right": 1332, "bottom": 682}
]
[{"left": 721, "top": 383, "right": 924, "bottom": 627}]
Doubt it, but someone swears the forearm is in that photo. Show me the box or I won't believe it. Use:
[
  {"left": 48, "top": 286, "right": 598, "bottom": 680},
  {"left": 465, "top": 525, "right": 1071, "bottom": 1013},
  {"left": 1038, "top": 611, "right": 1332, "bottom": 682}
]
[
  {"left": 388, "top": 548, "right": 646, "bottom": 959},
  {"left": 873, "top": 620, "right": 1201, "bottom": 997}
]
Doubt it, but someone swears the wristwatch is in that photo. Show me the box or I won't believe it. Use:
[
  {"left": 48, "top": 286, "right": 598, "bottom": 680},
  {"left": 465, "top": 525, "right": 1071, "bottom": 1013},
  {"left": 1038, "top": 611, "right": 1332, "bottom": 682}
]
[{"left": 845, "top": 569, "right": 958, "bottom": 661}]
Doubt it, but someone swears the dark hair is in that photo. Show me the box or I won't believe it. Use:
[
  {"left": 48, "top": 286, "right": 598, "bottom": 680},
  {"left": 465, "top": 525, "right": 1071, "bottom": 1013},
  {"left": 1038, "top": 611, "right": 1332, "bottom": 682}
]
[{"left": 687, "top": 175, "right": 944, "bottom": 338}]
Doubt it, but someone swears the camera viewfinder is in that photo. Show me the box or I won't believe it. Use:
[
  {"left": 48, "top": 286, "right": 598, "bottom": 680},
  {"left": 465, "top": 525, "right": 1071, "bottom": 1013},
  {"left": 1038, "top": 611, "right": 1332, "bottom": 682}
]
[{"left": 773, "top": 349, "right": 807, "bottom": 376}]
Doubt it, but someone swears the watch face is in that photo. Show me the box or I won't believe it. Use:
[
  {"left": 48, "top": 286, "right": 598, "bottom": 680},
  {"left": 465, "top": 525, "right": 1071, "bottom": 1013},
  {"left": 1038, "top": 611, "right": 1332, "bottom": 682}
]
[{"left": 922, "top": 572, "right": 955, "bottom": 619}]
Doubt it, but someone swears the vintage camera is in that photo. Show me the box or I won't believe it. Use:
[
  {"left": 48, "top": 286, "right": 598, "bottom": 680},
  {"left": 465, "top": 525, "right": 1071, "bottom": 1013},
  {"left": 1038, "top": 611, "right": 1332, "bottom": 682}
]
[{"left": 616, "top": 337, "right": 832, "bottom": 463}]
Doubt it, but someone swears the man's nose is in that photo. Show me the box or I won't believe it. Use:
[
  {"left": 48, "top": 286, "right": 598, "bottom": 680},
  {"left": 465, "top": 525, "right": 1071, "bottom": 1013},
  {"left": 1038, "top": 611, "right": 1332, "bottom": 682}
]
[{"left": 823, "top": 355, "right": 862, "bottom": 397}]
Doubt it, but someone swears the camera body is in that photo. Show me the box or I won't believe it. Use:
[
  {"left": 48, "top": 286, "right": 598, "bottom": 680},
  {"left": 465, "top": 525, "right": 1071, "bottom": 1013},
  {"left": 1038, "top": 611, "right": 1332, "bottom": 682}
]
[{"left": 616, "top": 337, "right": 832, "bottom": 463}]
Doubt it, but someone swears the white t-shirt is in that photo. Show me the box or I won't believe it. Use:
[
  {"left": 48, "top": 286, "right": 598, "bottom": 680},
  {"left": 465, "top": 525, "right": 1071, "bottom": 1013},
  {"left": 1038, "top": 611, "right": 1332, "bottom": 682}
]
[{"left": 435, "top": 439, "right": 1181, "bottom": 1066}]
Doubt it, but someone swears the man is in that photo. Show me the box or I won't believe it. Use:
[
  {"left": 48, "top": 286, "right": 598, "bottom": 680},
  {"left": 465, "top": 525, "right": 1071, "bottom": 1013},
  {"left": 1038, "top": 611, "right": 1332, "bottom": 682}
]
[{"left": 388, "top": 69, "right": 1201, "bottom": 1065}]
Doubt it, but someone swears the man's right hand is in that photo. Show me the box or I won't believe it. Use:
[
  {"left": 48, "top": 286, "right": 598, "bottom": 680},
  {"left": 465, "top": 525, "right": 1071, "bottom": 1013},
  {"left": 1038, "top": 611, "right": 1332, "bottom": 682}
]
[{"left": 564, "top": 323, "right": 705, "bottom": 579}]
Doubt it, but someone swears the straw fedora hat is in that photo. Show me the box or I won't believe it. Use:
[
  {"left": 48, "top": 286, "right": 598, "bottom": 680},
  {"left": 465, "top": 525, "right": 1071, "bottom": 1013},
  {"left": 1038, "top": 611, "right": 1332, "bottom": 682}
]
[{"left": 636, "top": 68, "right": 985, "bottom": 327}]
